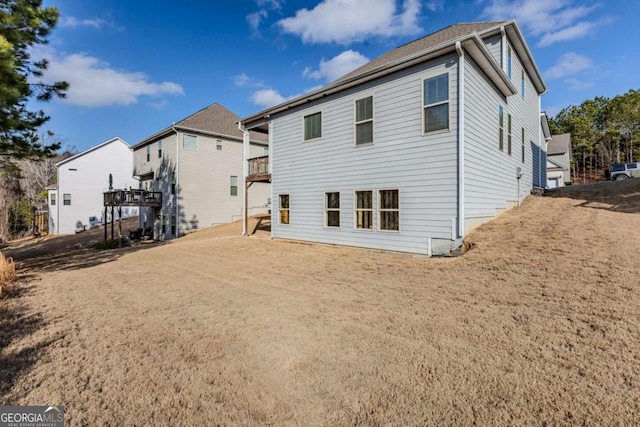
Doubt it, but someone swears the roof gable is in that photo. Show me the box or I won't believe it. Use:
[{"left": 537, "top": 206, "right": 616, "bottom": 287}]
[
  {"left": 548, "top": 133, "right": 571, "bottom": 155},
  {"left": 56, "top": 137, "right": 129, "bottom": 167}
]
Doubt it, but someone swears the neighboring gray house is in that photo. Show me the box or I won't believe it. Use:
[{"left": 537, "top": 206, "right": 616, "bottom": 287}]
[
  {"left": 240, "top": 20, "right": 548, "bottom": 256},
  {"left": 547, "top": 133, "right": 572, "bottom": 188},
  {"left": 48, "top": 137, "right": 137, "bottom": 235},
  {"left": 132, "top": 103, "right": 270, "bottom": 240}
]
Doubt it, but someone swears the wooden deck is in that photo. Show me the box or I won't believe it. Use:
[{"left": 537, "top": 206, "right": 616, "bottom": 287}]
[
  {"left": 103, "top": 189, "right": 162, "bottom": 207},
  {"left": 247, "top": 156, "right": 271, "bottom": 183}
]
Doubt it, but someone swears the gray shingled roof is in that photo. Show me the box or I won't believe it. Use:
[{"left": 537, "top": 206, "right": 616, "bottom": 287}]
[
  {"left": 334, "top": 21, "right": 506, "bottom": 84},
  {"left": 134, "top": 103, "right": 267, "bottom": 149},
  {"left": 548, "top": 133, "right": 571, "bottom": 155}
]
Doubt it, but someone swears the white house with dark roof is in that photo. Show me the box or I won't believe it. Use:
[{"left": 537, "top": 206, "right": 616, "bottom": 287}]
[
  {"left": 131, "top": 102, "right": 270, "bottom": 240},
  {"left": 240, "top": 20, "right": 548, "bottom": 255},
  {"left": 546, "top": 133, "right": 572, "bottom": 188},
  {"left": 48, "top": 137, "right": 137, "bottom": 235}
]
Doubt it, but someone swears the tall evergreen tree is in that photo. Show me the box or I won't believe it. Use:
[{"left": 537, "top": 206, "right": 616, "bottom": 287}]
[{"left": 0, "top": 0, "right": 68, "bottom": 171}]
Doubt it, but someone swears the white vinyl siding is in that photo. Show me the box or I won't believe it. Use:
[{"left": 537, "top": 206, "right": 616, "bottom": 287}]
[{"left": 355, "top": 96, "right": 373, "bottom": 145}]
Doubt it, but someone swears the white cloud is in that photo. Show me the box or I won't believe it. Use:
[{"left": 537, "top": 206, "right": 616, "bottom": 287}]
[
  {"left": 303, "top": 50, "right": 370, "bottom": 82},
  {"left": 544, "top": 52, "right": 592, "bottom": 80},
  {"left": 247, "top": 10, "right": 268, "bottom": 32},
  {"left": 277, "top": 0, "right": 422, "bottom": 44},
  {"left": 59, "top": 16, "right": 107, "bottom": 29},
  {"left": 564, "top": 78, "right": 594, "bottom": 91},
  {"left": 247, "top": 0, "right": 284, "bottom": 33},
  {"left": 32, "top": 47, "right": 184, "bottom": 107},
  {"left": 250, "top": 89, "right": 289, "bottom": 108},
  {"left": 481, "top": 0, "right": 610, "bottom": 47}
]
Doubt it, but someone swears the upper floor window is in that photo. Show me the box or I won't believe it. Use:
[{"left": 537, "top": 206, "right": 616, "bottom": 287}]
[
  {"left": 63, "top": 194, "right": 71, "bottom": 206},
  {"left": 521, "top": 70, "right": 525, "bottom": 99},
  {"left": 183, "top": 134, "right": 197, "bottom": 150},
  {"left": 158, "top": 140, "right": 162, "bottom": 158},
  {"left": 423, "top": 73, "right": 449, "bottom": 133},
  {"left": 50, "top": 193, "right": 56, "bottom": 206},
  {"left": 304, "top": 112, "right": 322, "bottom": 141},
  {"left": 507, "top": 46, "right": 512, "bottom": 79},
  {"left": 216, "top": 139, "right": 222, "bottom": 150},
  {"left": 355, "top": 96, "right": 373, "bottom": 145},
  {"left": 146, "top": 145, "right": 150, "bottom": 161}
]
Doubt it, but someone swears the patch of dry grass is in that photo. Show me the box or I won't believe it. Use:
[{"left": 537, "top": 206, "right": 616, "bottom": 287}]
[
  {"left": 1, "top": 182, "right": 640, "bottom": 425},
  {"left": 0, "top": 252, "right": 16, "bottom": 298}
]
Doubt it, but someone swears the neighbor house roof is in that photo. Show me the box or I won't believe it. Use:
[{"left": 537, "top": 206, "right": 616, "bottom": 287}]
[
  {"left": 56, "top": 137, "right": 128, "bottom": 167},
  {"left": 547, "top": 133, "right": 572, "bottom": 155},
  {"left": 132, "top": 103, "right": 268, "bottom": 150},
  {"left": 242, "top": 20, "right": 546, "bottom": 128}
]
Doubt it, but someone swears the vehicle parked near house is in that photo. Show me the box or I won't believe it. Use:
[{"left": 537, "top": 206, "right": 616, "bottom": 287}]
[{"left": 605, "top": 162, "right": 640, "bottom": 180}]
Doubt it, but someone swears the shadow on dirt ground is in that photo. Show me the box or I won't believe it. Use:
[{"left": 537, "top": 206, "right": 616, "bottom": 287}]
[
  {"left": 2, "top": 217, "right": 167, "bottom": 275},
  {"left": 544, "top": 179, "right": 640, "bottom": 214},
  {"left": 0, "top": 283, "right": 62, "bottom": 402}
]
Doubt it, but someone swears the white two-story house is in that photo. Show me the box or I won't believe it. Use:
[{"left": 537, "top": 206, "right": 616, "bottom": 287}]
[
  {"left": 132, "top": 103, "right": 270, "bottom": 240},
  {"left": 240, "top": 20, "right": 548, "bottom": 255},
  {"left": 48, "top": 137, "right": 137, "bottom": 234}
]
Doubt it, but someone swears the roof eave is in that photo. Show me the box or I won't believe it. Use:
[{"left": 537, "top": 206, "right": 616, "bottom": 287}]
[
  {"left": 56, "top": 137, "right": 128, "bottom": 167},
  {"left": 503, "top": 21, "right": 547, "bottom": 95},
  {"left": 462, "top": 35, "right": 517, "bottom": 97}
]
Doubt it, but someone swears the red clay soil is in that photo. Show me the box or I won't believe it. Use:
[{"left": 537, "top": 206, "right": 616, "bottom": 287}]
[{"left": 1, "top": 180, "right": 639, "bottom": 426}]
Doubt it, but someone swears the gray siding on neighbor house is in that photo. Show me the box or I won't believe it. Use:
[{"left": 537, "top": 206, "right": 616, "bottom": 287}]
[
  {"left": 463, "top": 34, "right": 541, "bottom": 230},
  {"left": 269, "top": 54, "right": 459, "bottom": 254}
]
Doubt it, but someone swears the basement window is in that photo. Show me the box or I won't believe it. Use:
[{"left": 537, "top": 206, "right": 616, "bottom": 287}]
[
  {"left": 379, "top": 189, "right": 399, "bottom": 231},
  {"left": 355, "top": 190, "right": 373, "bottom": 230},
  {"left": 325, "top": 192, "right": 340, "bottom": 227}
]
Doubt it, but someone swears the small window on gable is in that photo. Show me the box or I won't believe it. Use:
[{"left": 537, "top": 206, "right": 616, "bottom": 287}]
[
  {"left": 216, "top": 139, "right": 222, "bottom": 150},
  {"left": 146, "top": 145, "right": 150, "bottom": 161},
  {"left": 304, "top": 112, "right": 322, "bottom": 141},
  {"left": 499, "top": 106, "right": 504, "bottom": 151},
  {"left": 507, "top": 45, "right": 512, "bottom": 79},
  {"left": 183, "top": 134, "right": 197, "bottom": 150},
  {"left": 50, "top": 193, "right": 56, "bottom": 206},
  {"left": 423, "top": 73, "right": 449, "bottom": 133},
  {"left": 355, "top": 96, "right": 373, "bottom": 145},
  {"left": 230, "top": 176, "right": 238, "bottom": 196},
  {"left": 158, "top": 140, "right": 162, "bottom": 158},
  {"left": 325, "top": 192, "right": 340, "bottom": 227}
]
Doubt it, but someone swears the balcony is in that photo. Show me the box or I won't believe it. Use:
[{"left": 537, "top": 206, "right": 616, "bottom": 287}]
[
  {"left": 247, "top": 155, "right": 271, "bottom": 183},
  {"left": 103, "top": 189, "right": 162, "bottom": 207}
]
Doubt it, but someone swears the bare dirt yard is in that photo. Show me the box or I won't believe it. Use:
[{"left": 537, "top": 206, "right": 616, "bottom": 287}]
[{"left": 1, "top": 180, "right": 640, "bottom": 426}]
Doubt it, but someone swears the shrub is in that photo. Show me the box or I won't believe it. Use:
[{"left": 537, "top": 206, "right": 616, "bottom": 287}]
[{"left": 0, "top": 252, "right": 17, "bottom": 298}]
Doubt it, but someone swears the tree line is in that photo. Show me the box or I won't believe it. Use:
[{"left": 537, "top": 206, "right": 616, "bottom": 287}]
[{"left": 549, "top": 89, "right": 640, "bottom": 183}]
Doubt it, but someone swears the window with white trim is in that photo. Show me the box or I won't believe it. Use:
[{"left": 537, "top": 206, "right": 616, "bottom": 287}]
[
  {"left": 423, "top": 73, "right": 449, "bottom": 133},
  {"left": 325, "top": 192, "right": 340, "bottom": 227},
  {"left": 499, "top": 106, "right": 504, "bottom": 151},
  {"left": 379, "top": 189, "right": 399, "bottom": 231},
  {"left": 63, "top": 194, "right": 71, "bottom": 206},
  {"left": 355, "top": 96, "right": 373, "bottom": 145},
  {"left": 279, "top": 194, "right": 290, "bottom": 224},
  {"left": 216, "top": 139, "right": 222, "bottom": 150},
  {"left": 303, "top": 112, "right": 322, "bottom": 141},
  {"left": 507, "top": 114, "right": 512, "bottom": 156},
  {"left": 158, "top": 140, "right": 162, "bottom": 158},
  {"left": 50, "top": 193, "right": 56, "bottom": 205},
  {"left": 355, "top": 190, "right": 373, "bottom": 230},
  {"left": 230, "top": 176, "right": 238, "bottom": 196},
  {"left": 507, "top": 45, "right": 512, "bottom": 79},
  {"left": 183, "top": 134, "right": 197, "bottom": 150},
  {"left": 146, "top": 145, "right": 150, "bottom": 161}
]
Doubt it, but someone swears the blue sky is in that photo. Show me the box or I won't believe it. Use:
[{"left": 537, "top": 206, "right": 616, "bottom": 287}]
[{"left": 35, "top": 0, "right": 638, "bottom": 152}]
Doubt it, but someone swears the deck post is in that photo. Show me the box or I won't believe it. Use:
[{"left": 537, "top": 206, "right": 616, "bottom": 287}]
[
  {"left": 118, "top": 205, "right": 122, "bottom": 248},
  {"left": 104, "top": 206, "right": 107, "bottom": 242},
  {"left": 110, "top": 206, "right": 114, "bottom": 241}
]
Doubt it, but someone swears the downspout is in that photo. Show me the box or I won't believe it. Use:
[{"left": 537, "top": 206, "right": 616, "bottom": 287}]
[
  {"left": 238, "top": 122, "right": 249, "bottom": 236},
  {"left": 173, "top": 125, "right": 179, "bottom": 238},
  {"left": 500, "top": 26, "right": 507, "bottom": 72},
  {"left": 455, "top": 41, "right": 465, "bottom": 239}
]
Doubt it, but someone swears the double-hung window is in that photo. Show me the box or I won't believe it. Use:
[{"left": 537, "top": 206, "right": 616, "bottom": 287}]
[
  {"left": 325, "top": 192, "right": 340, "bottom": 227},
  {"left": 499, "top": 106, "right": 504, "bottom": 151},
  {"left": 304, "top": 112, "right": 322, "bottom": 141},
  {"left": 50, "top": 193, "right": 56, "bottom": 205},
  {"left": 146, "top": 145, "right": 150, "bottom": 162},
  {"left": 507, "top": 114, "right": 512, "bottom": 156},
  {"left": 279, "top": 194, "right": 290, "bottom": 224},
  {"left": 158, "top": 140, "right": 162, "bottom": 158},
  {"left": 355, "top": 191, "right": 373, "bottom": 230},
  {"left": 423, "top": 73, "right": 449, "bottom": 133},
  {"left": 379, "top": 189, "right": 399, "bottom": 231},
  {"left": 521, "top": 128, "right": 525, "bottom": 163},
  {"left": 230, "top": 176, "right": 238, "bottom": 196},
  {"left": 63, "top": 194, "right": 71, "bottom": 206},
  {"left": 355, "top": 96, "right": 373, "bottom": 145}
]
